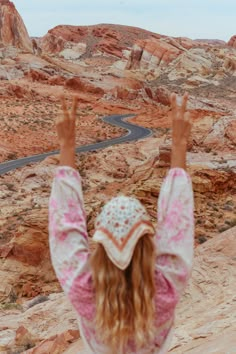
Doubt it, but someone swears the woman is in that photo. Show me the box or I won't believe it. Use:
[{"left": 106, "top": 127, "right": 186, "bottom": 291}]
[{"left": 48, "top": 92, "right": 194, "bottom": 353}]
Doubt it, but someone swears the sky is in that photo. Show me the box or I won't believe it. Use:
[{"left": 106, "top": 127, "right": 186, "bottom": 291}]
[{"left": 13, "top": 0, "right": 235, "bottom": 41}]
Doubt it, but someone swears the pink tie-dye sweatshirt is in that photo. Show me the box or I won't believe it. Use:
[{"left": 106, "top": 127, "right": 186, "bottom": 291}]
[{"left": 48, "top": 166, "right": 194, "bottom": 354}]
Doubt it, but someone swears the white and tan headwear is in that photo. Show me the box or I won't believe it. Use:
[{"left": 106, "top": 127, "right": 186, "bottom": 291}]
[{"left": 93, "top": 196, "right": 155, "bottom": 270}]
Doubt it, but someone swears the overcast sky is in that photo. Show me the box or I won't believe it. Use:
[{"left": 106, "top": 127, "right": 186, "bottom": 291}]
[{"left": 13, "top": 0, "right": 235, "bottom": 41}]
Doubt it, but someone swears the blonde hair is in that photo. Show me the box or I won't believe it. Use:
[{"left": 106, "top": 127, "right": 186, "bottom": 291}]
[{"left": 90, "top": 235, "right": 156, "bottom": 352}]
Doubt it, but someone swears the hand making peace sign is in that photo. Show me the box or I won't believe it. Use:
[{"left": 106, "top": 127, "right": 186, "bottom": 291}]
[
  {"left": 170, "top": 92, "right": 192, "bottom": 169},
  {"left": 170, "top": 92, "right": 192, "bottom": 148},
  {"left": 56, "top": 95, "right": 78, "bottom": 149}
]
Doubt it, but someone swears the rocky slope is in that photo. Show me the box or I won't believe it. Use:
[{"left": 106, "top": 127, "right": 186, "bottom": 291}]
[
  {"left": 0, "top": 1, "right": 236, "bottom": 353},
  {"left": 170, "top": 226, "right": 236, "bottom": 353},
  {"left": 1, "top": 226, "right": 235, "bottom": 353}
]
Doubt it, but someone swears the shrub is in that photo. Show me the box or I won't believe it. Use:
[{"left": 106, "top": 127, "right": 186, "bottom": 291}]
[{"left": 1, "top": 303, "right": 23, "bottom": 311}]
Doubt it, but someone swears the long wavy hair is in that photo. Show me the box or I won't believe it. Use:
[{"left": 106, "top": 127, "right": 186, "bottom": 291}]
[{"left": 90, "top": 235, "right": 156, "bottom": 352}]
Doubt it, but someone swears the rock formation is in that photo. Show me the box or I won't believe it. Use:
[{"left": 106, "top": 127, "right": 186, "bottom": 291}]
[
  {"left": 228, "top": 34, "right": 236, "bottom": 48},
  {"left": 126, "top": 38, "right": 183, "bottom": 71},
  {"left": 0, "top": 0, "right": 33, "bottom": 52},
  {"left": 40, "top": 23, "right": 161, "bottom": 57}
]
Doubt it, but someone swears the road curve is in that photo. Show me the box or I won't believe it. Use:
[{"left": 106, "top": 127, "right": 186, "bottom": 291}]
[{"left": 0, "top": 114, "right": 152, "bottom": 176}]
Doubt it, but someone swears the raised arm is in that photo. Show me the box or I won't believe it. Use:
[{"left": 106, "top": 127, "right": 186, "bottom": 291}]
[
  {"left": 155, "top": 93, "right": 194, "bottom": 296},
  {"left": 48, "top": 97, "right": 93, "bottom": 318}
]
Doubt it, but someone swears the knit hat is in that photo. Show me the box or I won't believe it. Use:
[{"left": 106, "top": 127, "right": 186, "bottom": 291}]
[{"left": 93, "top": 196, "right": 155, "bottom": 270}]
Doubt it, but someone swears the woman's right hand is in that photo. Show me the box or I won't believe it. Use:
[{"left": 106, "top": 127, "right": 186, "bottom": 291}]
[
  {"left": 56, "top": 95, "right": 78, "bottom": 168},
  {"left": 170, "top": 92, "right": 192, "bottom": 169}
]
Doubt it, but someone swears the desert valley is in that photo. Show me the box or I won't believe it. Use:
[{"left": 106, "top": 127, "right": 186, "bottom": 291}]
[{"left": 0, "top": 0, "right": 235, "bottom": 353}]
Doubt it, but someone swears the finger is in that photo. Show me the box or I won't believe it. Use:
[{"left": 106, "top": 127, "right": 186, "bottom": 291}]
[
  {"left": 181, "top": 92, "right": 189, "bottom": 116},
  {"left": 60, "top": 95, "right": 70, "bottom": 121},
  {"left": 56, "top": 115, "right": 63, "bottom": 124},
  {"left": 183, "top": 111, "right": 191, "bottom": 122},
  {"left": 184, "top": 112, "right": 192, "bottom": 137},
  {"left": 55, "top": 114, "right": 64, "bottom": 126},
  {"left": 170, "top": 93, "right": 177, "bottom": 115},
  {"left": 71, "top": 96, "right": 78, "bottom": 121}
]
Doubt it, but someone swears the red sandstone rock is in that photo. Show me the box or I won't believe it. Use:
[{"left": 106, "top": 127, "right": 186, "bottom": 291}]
[
  {"left": 0, "top": 0, "right": 32, "bottom": 52},
  {"left": 7, "top": 84, "right": 34, "bottom": 98},
  {"left": 40, "top": 33, "right": 67, "bottom": 54},
  {"left": 204, "top": 116, "right": 236, "bottom": 150},
  {"left": 23, "top": 330, "right": 79, "bottom": 354},
  {"left": 224, "top": 56, "right": 236, "bottom": 72},
  {"left": 144, "top": 85, "right": 171, "bottom": 106},
  {"left": 175, "top": 37, "right": 197, "bottom": 50},
  {"left": 227, "top": 35, "right": 236, "bottom": 48},
  {"left": 48, "top": 75, "right": 66, "bottom": 86},
  {"left": 15, "top": 326, "right": 36, "bottom": 348},
  {"left": 41, "top": 23, "right": 162, "bottom": 56},
  {"left": 225, "top": 120, "right": 236, "bottom": 145},
  {"left": 126, "top": 38, "right": 182, "bottom": 70},
  {"left": 111, "top": 85, "right": 139, "bottom": 100},
  {"left": 26, "top": 69, "right": 50, "bottom": 82},
  {"left": 65, "top": 77, "right": 104, "bottom": 95},
  {"left": 158, "top": 143, "right": 171, "bottom": 166}
]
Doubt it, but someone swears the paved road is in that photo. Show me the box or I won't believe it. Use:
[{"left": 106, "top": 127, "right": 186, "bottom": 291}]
[{"left": 0, "top": 114, "right": 152, "bottom": 175}]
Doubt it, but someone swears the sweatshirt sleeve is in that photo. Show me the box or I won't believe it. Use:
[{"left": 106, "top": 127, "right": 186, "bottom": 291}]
[
  {"left": 155, "top": 168, "right": 194, "bottom": 296},
  {"left": 48, "top": 166, "right": 94, "bottom": 319}
]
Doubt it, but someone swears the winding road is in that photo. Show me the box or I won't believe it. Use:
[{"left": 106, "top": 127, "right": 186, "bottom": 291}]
[{"left": 0, "top": 114, "right": 152, "bottom": 176}]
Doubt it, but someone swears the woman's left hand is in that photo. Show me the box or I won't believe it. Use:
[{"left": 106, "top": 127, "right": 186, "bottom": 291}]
[{"left": 56, "top": 95, "right": 78, "bottom": 149}]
